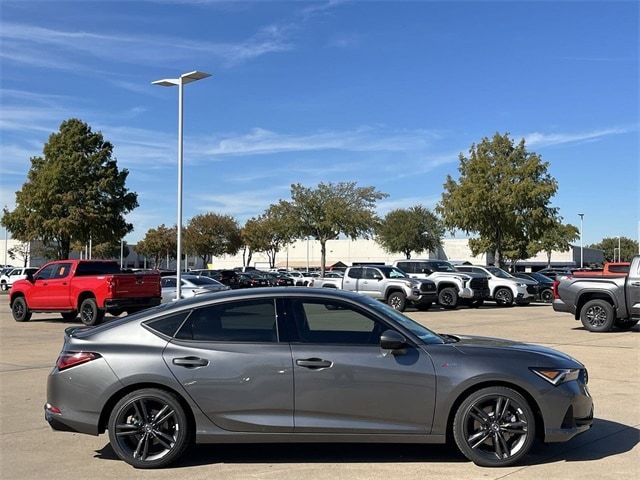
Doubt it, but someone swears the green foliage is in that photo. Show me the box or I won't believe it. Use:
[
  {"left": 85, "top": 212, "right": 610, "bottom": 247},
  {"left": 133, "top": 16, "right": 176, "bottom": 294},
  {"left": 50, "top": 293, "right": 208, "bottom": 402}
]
[
  {"left": 135, "top": 224, "right": 176, "bottom": 268},
  {"left": 286, "top": 182, "right": 387, "bottom": 274},
  {"left": 7, "top": 244, "right": 31, "bottom": 267},
  {"left": 184, "top": 213, "right": 242, "bottom": 265},
  {"left": 438, "top": 132, "right": 558, "bottom": 266},
  {"left": 376, "top": 205, "right": 444, "bottom": 259},
  {"left": 588, "top": 236, "right": 639, "bottom": 262},
  {"left": 534, "top": 222, "right": 580, "bottom": 266},
  {"left": 91, "top": 240, "right": 130, "bottom": 260},
  {"left": 1, "top": 119, "right": 138, "bottom": 259},
  {"left": 240, "top": 203, "right": 296, "bottom": 268}
]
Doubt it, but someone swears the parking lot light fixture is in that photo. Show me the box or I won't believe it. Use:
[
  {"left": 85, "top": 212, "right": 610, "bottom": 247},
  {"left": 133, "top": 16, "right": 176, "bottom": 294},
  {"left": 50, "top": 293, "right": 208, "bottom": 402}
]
[
  {"left": 152, "top": 71, "right": 211, "bottom": 300},
  {"left": 578, "top": 213, "right": 584, "bottom": 268}
]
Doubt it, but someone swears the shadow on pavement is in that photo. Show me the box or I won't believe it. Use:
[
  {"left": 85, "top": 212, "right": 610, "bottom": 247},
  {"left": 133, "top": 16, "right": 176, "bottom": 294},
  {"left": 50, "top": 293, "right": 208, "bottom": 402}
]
[{"left": 94, "top": 418, "right": 638, "bottom": 468}]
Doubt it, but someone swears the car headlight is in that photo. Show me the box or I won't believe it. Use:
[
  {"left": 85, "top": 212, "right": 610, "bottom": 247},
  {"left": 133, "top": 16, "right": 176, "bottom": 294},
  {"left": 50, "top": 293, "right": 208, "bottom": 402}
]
[
  {"left": 530, "top": 367, "right": 581, "bottom": 385},
  {"left": 516, "top": 282, "right": 526, "bottom": 287}
]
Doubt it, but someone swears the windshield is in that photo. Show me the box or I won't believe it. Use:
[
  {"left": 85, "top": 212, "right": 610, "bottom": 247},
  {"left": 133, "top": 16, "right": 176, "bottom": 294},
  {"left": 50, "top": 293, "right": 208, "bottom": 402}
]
[
  {"left": 185, "top": 276, "right": 223, "bottom": 286},
  {"left": 377, "top": 266, "right": 408, "bottom": 279},
  {"left": 359, "top": 296, "right": 443, "bottom": 344},
  {"left": 485, "top": 266, "right": 514, "bottom": 279},
  {"left": 529, "top": 272, "right": 552, "bottom": 283}
]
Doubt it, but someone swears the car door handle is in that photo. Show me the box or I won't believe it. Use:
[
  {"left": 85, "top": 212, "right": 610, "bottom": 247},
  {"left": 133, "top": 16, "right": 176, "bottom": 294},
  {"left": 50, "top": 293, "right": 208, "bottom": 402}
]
[
  {"left": 172, "top": 357, "right": 209, "bottom": 368},
  {"left": 296, "top": 358, "right": 333, "bottom": 369},
  {"left": 631, "top": 282, "right": 640, "bottom": 286}
]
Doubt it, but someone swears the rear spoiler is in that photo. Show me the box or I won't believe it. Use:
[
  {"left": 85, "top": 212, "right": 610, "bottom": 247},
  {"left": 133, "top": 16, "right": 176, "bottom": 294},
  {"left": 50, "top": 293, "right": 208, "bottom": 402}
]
[{"left": 64, "top": 325, "right": 92, "bottom": 338}]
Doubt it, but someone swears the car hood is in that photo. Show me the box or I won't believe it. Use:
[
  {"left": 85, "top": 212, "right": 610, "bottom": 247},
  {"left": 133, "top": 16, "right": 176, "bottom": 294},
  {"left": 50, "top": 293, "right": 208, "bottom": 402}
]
[
  {"left": 514, "top": 277, "right": 538, "bottom": 285},
  {"left": 445, "top": 334, "right": 583, "bottom": 366}
]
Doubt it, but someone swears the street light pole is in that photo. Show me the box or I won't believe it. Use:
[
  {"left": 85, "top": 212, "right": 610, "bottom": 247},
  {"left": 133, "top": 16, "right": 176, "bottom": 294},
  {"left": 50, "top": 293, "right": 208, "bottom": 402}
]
[
  {"left": 578, "top": 213, "right": 584, "bottom": 268},
  {"left": 153, "top": 71, "right": 211, "bottom": 300},
  {"left": 617, "top": 236, "right": 621, "bottom": 262}
]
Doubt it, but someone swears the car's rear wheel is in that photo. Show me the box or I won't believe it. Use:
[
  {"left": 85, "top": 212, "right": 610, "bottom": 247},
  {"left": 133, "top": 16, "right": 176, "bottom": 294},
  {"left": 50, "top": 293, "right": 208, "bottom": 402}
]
[
  {"left": 438, "top": 287, "right": 459, "bottom": 309},
  {"left": 494, "top": 288, "right": 514, "bottom": 307},
  {"left": 453, "top": 386, "right": 535, "bottom": 467},
  {"left": 61, "top": 311, "right": 77, "bottom": 321},
  {"left": 540, "top": 289, "right": 553, "bottom": 303},
  {"left": 580, "top": 299, "right": 614, "bottom": 332},
  {"left": 108, "top": 388, "right": 190, "bottom": 469},
  {"left": 79, "top": 298, "right": 104, "bottom": 326},
  {"left": 11, "top": 297, "right": 32, "bottom": 322},
  {"left": 387, "top": 291, "right": 406, "bottom": 312}
]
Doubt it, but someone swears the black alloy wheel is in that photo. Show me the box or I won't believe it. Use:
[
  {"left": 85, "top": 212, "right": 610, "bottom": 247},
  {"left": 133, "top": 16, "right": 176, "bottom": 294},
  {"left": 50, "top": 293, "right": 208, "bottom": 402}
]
[
  {"left": 540, "top": 289, "right": 553, "bottom": 303},
  {"left": 108, "top": 388, "right": 190, "bottom": 469},
  {"left": 494, "top": 288, "right": 514, "bottom": 307},
  {"left": 12, "top": 297, "right": 32, "bottom": 322},
  {"left": 453, "top": 386, "right": 535, "bottom": 467}
]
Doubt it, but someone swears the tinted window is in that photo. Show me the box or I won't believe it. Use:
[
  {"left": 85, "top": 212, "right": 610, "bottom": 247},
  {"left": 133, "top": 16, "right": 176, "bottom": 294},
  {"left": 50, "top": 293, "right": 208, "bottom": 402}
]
[
  {"left": 176, "top": 299, "right": 277, "bottom": 342},
  {"left": 456, "top": 266, "right": 472, "bottom": 273},
  {"left": 146, "top": 311, "right": 190, "bottom": 337},
  {"left": 347, "top": 268, "right": 363, "bottom": 279},
  {"left": 75, "top": 262, "right": 121, "bottom": 276},
  {"left": 608, "top": 264, "right": 630, "bottom": 273},
  {"left": 428, "top": 261, "right": 457, "bottom": 272},
  {"left": 35, "top": 264, "right": 57, "bottom": 280},
  {"left": 290, "top": 298, "right": 383, "bottom": 345},
  {"left": 362, "top": 268, "right": 381, "bottom": 280},
  {"left": 52, "top": 263, "right": 72, "bottom": 279},
  {"left": 161, "top": 278, "right": 177, "bottom": 288},
  {"left": 378, "top": 266, "right": 407, "bottom": 278},
  {"left": 185, "top": 276, "right": 222, "bottom": 286},
  {"left": 396, "top": 262, "right": 413, "bottom": 273}
]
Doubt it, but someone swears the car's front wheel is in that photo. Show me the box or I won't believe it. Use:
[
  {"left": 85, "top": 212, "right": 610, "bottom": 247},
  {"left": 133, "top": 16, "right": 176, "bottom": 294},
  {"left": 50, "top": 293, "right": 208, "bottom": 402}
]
[
  {"left": 387, "top": 291, "right": 406, "bottom": 312},
  {"left": 107, "top": 388, "right": 191, "bottom": 469},
  {"left": 453, "top": 386, "right": 535, "bottom": 467},
  {"left": 11, "top": 297, "right": 32, "bottom": 322},
  {"left": 438, "top": 287, "right": 459, "bottom": 309},
  {"left": 494, "top": 288, "right": 514, "bottom": 307}
]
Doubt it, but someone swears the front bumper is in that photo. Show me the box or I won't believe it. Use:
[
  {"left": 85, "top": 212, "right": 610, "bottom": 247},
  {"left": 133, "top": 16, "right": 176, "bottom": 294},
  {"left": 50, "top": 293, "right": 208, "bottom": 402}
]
[
  {"left": 104, "top": 296, "right": 161, "bottom": 311},
  {"left": 409, "top": 290, "right": 438, "bottom": 304}
]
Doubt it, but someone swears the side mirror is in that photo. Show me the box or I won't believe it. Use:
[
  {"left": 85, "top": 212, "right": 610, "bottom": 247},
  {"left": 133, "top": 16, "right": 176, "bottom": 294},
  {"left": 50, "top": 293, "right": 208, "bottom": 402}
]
[
  {"left": 380, "top": 330, "right": 407, "bottom": 352},
  {"left": 374, "top": 275, "right": 383, "bottom": 281},
  {"left": 26, "top": 271, "right": 35, "bottom": 282}
]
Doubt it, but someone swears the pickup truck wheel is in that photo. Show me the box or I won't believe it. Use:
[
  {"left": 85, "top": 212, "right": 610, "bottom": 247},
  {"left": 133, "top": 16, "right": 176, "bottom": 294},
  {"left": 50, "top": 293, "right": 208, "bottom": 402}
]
[
  {"left": 387, "top": 292, "right": 406, "bottom": 312},
  {"left": 79, "top": 298, "right": 105, "bottom": 326},
  {"left": 12, "top": 297, "right": 32, "bottom": 322},
  {"left": 61, "top": 311, "right": 78, "bottom": 321},
  {"left": 580, "top": 299, "right": 614, "bottom": 332},
  {"left": 438, "top": 287, "right": 459, "bottom": 309},
  {"left": 494, "top": 288, "right": 514, "bottom": 307},
  {"left": 614, "top": 319, "right": 638, "bottom": 331}
]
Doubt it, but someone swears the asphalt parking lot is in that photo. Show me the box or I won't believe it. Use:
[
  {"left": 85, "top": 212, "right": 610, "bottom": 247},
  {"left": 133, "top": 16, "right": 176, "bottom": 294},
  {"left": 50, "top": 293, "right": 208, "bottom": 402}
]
[{"left": 0, "top": 295, "right": 637, "bottom": 480}]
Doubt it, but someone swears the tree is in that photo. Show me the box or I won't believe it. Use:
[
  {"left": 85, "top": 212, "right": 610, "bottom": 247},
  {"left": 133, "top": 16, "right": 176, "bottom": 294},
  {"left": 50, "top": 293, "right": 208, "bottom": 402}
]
[
  {"left": 286, "top": 182, "right": 387, "bottom": 275},
  {"left": 92, "top": 240, "right": 130, "bottom": 260},
  {"left": 1, "top": 119, "right": 138, "bottom": 259},
  {"left": 438, "top": 132, "right": 558, "bottom": 267},
  {"left": 135, "top": 225, "right": 176, "bottom": 268},
  {"left": 376, "top": 205, "right": 444, "bottom": 259},
  {"left": 588, "top": 236, "right": 639, "bottom": 263},
  {"left": 240, "top": 218, "right": 263, "bottom": 267},
  {"left": 183, "top": 213, "right": 242, "bottom": 267},
  {"left": 7, "top": 243, "right": 31, "bottom": 267},
  {"left": 534, "top": 222, "right": 580, "bottom": 267}
]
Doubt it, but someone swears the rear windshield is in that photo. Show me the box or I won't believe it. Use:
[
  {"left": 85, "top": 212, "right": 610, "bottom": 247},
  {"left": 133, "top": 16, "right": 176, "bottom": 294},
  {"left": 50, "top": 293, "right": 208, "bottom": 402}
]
[
  {"left": 608, "top": 264, "right": 630, "bottom": 273},
  {"left": 186, "top": 276, "right": 223, "bottom": 286},
  {"left": 75, "top": 262, "right": 121, "bottom": 276}
]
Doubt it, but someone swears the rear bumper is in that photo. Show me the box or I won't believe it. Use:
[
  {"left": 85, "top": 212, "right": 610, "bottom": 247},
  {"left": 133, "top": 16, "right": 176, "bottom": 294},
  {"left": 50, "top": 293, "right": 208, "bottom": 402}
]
[
  {"left": 104, "top": 296, "right": 161, "bottom": 311},
  {"left": 553, "top": 299, "right": 575, "bottom": 315}
]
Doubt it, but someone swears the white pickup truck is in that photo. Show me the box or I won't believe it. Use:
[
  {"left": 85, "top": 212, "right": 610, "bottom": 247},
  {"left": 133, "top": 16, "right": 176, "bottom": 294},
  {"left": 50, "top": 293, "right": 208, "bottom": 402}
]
[
  {"left": 392, "top": 259, "right": 490, "bottom": 309},
  {"left": 310, "top": 265, "right": 437, "bottom": 312}
]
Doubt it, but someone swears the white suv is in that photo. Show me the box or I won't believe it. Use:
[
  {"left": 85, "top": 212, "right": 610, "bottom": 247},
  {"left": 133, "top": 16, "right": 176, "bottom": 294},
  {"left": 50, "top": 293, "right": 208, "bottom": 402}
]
[
  {"left": 0, "top": 267, "right": 38, "bottom": 291},
  {"left": 456, "top": 265, "right": 534, "bottom": 306}
]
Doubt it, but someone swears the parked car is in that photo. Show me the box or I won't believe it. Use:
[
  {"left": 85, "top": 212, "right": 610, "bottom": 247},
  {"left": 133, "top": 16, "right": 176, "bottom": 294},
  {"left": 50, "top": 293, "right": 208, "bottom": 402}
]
[
  {"left": 393, "top": 259, "right": 489, "bottom": 309},
  {"left": 1, "top": 267, "right": 39, "bottom": 291},
  {"left": 572, "top": 262, "right": 630, "bottom": 278},
  {"left": 189, "top": 269, "right": 220, "bottom": 279},
  {"left": 456, "top": 266, "right": 534, "bottom": 306},
  {"left": 237, "top": 272, "right": 270, "bottom": 288},
  {"left": 513, "top": 272, "right": 554, "bottom": 303},
  {"left": 536, "top": 267, "right": 574, "bottom": 281},
  {"left": 311, "top": 265, "right": 437, "bottom": 312},
  {"left": 300, "top": 271, "right": 321, "bottom": 286},
  {"left": 210, "top": 270, "right": 242, "bottom": 289},
  {"left": 262, "top": 272, "right": 295, "bottom": 287},
  {"left": 9, "top": 260, "right": 161, "bottom": 325},
  {"left": 160, "top": 275, "right": 229, "bottom": 303},
  {"left": 45, "top": 288, "right": 593, "bottom": 469},
  {"left": 552, "top": 255, "right": 640, "bottom": 332}
]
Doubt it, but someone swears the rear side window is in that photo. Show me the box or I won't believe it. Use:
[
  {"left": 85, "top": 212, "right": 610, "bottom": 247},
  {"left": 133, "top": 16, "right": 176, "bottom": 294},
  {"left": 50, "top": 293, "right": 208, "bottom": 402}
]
[
  {"left": 608, "top": 264, "right": 630, "bottom": 273},
  {"left": 176, "top": 299, "right": 277, "bottom": 342},
  {"left": 75, "top": 262, "right": 121, "bottom": 276},
  {"left": 146, "top": 311, "right": 190, "bottom": 337},
  {"left": 396, "top": 262, "right": 414, "bottom": 273}
]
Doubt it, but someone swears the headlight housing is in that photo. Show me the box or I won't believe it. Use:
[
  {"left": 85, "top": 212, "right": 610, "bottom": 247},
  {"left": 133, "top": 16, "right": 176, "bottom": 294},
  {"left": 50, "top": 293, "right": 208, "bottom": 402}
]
[
  {"left": 516, "top": 282, "right": 527, "bottom": 287},
  {"left": 530, "top": 367, "right": 582, "bottom": 385}
]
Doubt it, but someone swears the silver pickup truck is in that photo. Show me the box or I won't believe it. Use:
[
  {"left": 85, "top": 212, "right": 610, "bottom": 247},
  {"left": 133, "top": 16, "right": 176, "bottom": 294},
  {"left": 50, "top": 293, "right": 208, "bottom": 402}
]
[
  {"left": 553, "top": 255, "right": 640, "bottom": 332},
  {"left": 311, "top": 265, "right": 438, "bottom": 312}
]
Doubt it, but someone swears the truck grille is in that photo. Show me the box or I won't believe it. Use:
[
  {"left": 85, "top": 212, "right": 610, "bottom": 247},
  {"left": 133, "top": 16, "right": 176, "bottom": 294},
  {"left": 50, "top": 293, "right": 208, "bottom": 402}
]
[
  {"left": 470, "top": 278, "right": 489, "bottom": 290},
  {"left": 526, "top": 285, "right": 538, "bottom": 294},
  {"left": 419, "top": 282, "right": 436, "bottom": 292}
]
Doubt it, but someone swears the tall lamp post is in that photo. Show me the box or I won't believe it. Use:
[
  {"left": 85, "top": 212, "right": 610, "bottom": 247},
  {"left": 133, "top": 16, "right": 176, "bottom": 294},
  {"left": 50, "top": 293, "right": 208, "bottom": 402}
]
[
  {"left": 617, "top": 236, "right": 621, "bottom": 262},
  {"left": 578, "top": 213, "right": 584, "bottom": 268},
  {"left": 152, "top": 71, "right": 211, "bottom": 300}
]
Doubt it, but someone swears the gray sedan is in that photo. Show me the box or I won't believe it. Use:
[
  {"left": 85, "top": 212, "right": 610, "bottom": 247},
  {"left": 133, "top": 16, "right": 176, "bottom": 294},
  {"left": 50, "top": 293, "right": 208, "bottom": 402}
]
[
  {"left": 45, "top": 288, "right": 592, "bottom": 469},
  {"left": 160, "top": 275, "right": 228, "bottom": 303}
]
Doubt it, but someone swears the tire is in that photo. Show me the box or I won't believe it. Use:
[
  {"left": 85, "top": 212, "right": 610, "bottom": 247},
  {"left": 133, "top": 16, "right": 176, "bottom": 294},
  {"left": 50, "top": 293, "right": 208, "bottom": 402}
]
[
  {"left": 540, "top": 289, "right": 553, "bottom": 303},
  {"left": 61, "top": 311, "right": 78, "bottom": 321},
  {"left": 453, "top": 386, "right": 536, "bottom": 467},
  {"left": 614, "top": 319, "right": 638, "bottom": 331},
  {"left": 11, "top": 296, "right": 32, "bottom": 322},
  {"left": 580, "top": 299, "right": 615, "bottom": 332},
  {"left": 387, "top": 291, "right": 407, "bottom": 312},
  {"left": 79, "top": 297, "right": 104, "bottom": 326},
  {"left": 415, "top": 302, "right": 432, "bottom": 311},
  {"left": 438, "top": 287, "right": 459, "bottom": 309},
  {"left": 107, "top": 388, "right": 191, "bottom": 469},
  {"left": 494, "top": 288, "right": 514, "bottom": 307}
]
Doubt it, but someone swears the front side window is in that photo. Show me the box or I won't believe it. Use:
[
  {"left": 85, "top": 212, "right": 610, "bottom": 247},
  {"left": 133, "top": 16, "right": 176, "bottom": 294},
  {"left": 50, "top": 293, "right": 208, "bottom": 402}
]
[
  {"left": 35, "top": 264, "right": 56, "bottom": 280},
  {"left": 485, "top": 267, "right": 513, "bottom": 279},
  {"left": 378, "top": 266, "right": 407, "bottom": 279},
  {"left": 176, "top": 299, "right": 277, "bottom": 342},
  {"left": 289, "top": 298, "right": 384, "bottom": 345}
]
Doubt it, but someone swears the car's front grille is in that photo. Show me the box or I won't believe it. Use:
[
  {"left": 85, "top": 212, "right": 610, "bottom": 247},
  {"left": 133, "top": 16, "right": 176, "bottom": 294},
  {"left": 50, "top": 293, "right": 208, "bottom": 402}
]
[
  {"left": 419, "top": 282, "right": 436, "bottom": 292},
  {"left": 470, "top": 278, "right": 489, "bottom": 290},
  {"left": 526, "top": 285, "right": 538, "bottom": 294}
]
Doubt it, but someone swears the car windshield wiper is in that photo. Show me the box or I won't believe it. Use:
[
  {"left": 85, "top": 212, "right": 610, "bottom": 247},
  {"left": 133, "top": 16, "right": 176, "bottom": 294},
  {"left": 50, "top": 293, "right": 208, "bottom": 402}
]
[{"left": 438, "top": 333, "right": 460, "bottom": 343}]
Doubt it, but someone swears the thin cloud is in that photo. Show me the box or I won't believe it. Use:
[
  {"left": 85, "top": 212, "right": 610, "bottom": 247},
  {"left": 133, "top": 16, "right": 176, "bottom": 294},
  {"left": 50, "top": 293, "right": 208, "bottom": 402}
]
[{"left": 524, "top": 126, "right": 634, "bottom": 148}]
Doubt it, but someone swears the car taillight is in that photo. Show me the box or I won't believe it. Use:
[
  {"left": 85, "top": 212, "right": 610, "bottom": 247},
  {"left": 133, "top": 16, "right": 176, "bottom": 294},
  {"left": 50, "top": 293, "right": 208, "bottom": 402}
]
[
  {"left": 107, "top": 278, "right": 114, "bottom": 293},
  {"left": 56, "top": 351, "right": 101, "bottom": 371},
  {"left": 552, "top": 281, "right": 560, "bottom": 300}
]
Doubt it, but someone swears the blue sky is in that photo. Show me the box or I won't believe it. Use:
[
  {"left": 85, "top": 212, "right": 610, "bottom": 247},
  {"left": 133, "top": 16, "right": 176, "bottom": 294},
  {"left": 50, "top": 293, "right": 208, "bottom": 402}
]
[{"left": 1, "top": 0, "right": 638, "bottom": 245}]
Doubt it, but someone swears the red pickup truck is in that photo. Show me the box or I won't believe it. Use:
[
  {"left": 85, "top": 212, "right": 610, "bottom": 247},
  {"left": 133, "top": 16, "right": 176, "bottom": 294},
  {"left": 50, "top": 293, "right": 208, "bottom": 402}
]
[
  {"left": 9, "top": 260, "right": 161, "bottom": 325},
  {"left": 572, "top": 262, "right": 630, "bottom": 278}
]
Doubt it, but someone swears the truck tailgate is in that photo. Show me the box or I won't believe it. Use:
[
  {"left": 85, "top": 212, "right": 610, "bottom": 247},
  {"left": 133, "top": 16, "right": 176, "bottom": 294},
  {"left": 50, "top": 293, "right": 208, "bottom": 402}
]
[{"left": 112, "top": 273, "right": 160, "bottom": 298}]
